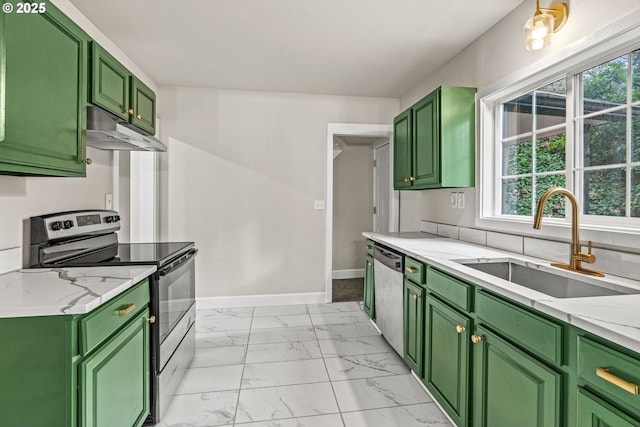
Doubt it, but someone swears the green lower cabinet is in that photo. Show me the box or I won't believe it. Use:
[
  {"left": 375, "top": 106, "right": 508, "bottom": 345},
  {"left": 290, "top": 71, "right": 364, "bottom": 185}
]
[
  {"left": 0, "top": 0, "right": 88, "bottom": 177},
  {"left": 577, "top": 388, "right": 640, "bottom": 427},
  {"left": 80, "top": 308, "right": 150, "bottom": 427},
  {"left": 473, "top": 326, "right": 562, "bottom": 427},
  {"left": 363, "top": 255, "right": 375, "bottom": 319},
  {"left": 403, "top": 279, "right": 424, "bottom": 377},
  {"left": 424, "top": 296, "right": 470, "bottom": 427}
]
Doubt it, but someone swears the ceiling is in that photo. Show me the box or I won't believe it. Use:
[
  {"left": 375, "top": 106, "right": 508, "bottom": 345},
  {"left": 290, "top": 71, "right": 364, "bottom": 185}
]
[{"left": 69, "top": 0, "right": 524, "bottom": 98}]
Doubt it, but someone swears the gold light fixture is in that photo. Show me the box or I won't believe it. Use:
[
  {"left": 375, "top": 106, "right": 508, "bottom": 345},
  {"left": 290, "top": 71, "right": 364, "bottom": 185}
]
[{"left": 523, "top": 0, "right": 568, "bottom": 51}]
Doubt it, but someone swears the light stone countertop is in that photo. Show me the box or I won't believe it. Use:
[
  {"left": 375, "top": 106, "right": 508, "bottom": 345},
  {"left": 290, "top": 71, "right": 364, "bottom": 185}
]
[
  {"left": 0, "top": 266, "right": 157, "bottom": 318},
  {"left": 364, "top": 231, "right": 640, "bottom": 354}
]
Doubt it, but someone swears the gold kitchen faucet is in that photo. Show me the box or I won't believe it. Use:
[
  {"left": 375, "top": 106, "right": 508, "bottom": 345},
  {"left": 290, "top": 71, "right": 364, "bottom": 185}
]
[{"left": 533, "top": 187, "right": 605, "bottom": 277}]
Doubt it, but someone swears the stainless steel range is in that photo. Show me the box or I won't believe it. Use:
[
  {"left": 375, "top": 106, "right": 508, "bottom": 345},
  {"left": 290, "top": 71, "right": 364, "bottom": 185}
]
[{"left": 29, "top": 210, "right": 197, "bottom": 424}]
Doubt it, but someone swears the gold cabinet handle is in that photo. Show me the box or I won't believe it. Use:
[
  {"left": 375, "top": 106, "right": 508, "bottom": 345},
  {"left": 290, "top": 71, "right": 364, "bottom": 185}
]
[
  {"left": 471, "top": 334, "right": 483, "bottom": 344},
  {"left": 412, "top": 293, "right": 420, "bottom": 300},
  {"left": 116, "top": 303, "right": 136, "bottom": 316},
  {"left": 406, "top": 266, "right": 418, "bottom": 274},
  {"left": 147, "top": 315, "right": 156, "bottom": 324},
  {"left": 596, "top": 368, "right": 639, "bottom": 395},
  {"left": 409, "top": 176, "right": 416, "bottom": 181},
  {"left": 135, "top": 114, "right": 142, "bottom": 120},
  {"left": 126, "top": 108, "right": 134, "bottom": 115},
  {"left": 404, "top": 178, "right": 410, "bottom": 182},
  {"left": 456, "top": 325, "right": 466, "bottom": 334}
]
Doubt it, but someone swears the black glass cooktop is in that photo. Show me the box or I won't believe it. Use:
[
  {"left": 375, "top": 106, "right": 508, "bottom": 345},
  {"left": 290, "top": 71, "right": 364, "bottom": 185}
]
[{"left": 58, "top": 242, "right": 194, "bottom": 267}]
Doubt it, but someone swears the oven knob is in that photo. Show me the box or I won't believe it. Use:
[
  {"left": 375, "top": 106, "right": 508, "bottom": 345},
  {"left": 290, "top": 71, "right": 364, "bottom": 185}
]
[
  {"left": 114, "top": 215, "right": 120, "bottom": 222},
  {"left": 104, "top": 216, "right": 113, "bottom": 223},
  {"left": 50, "top": 221, "right": 62, "bottom": 231},
  {"left": 63, "top": 220, "right": 74, "bottom": 229}
]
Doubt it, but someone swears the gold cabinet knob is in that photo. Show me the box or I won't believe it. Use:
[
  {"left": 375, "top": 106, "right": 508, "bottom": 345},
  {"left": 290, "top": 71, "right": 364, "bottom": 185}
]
[
  {"left": 412, "top": 293, "right": 420, "bottom": 300},
  {"left": 404, "top": 178, "right": 410, "bottom": 182},
  {"left": 147, "top": 315, "right": 156, "bottom": 324},
  {"left": 456, "top": 325, "right": 466, "bottom": 334},
  {"left": 135, "top": 114, "right": 142, "bottom": 120},
  {"left": 409, "top": 176, "right": 416, "bottom": 181},
  {"left": 83, "top": 158, "right": 92, "bottom": 165},
  {"left": 471, "top": 334, "right": 483, "bottom": 344},
  {"left": 126, "top": 108, "right": 134, "bottom": 115}
]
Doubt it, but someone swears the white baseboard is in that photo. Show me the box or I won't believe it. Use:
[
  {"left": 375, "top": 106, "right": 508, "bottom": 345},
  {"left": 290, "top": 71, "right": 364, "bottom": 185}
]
[
  {"left": 197, "top": 292, "right": 328, "bottom": 309},
  {"left": 0, "top": 247, "right": 21, "bottom": 275},
  {"left": 332, "top": 269, "right": 365, "bottom": 279}
]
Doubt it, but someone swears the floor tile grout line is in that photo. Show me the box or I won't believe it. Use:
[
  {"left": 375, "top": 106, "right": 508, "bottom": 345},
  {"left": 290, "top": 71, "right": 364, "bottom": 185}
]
[
  {"left": 231, "top": 306, "right": 255, "bottom": 424},
  {"left": 313, "top": 313, "right": 347, "bottom": 427}
]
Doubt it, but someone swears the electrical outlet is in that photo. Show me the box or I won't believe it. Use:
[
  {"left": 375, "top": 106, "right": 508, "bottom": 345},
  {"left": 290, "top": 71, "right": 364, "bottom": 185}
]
[
  {"left": 314, "top": 200, "right": 325, "bottom": 210},
  {"left": 450, "top": 192, "right": 458, "bottom": 208},
  {"left": 105, "top": 193, "right": 113, "bottom": 210},
  {"left": 457, "top": 192, "right": 465, "bottom": 209}
]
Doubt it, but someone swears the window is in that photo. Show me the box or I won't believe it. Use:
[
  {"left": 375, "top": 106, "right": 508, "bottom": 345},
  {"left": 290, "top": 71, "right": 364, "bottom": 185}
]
[{"left": 481, "top": 42, "right": 640, "bottom": 233}]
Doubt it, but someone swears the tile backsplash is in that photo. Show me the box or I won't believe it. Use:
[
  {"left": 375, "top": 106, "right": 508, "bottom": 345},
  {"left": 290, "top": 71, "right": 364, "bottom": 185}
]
[{"left": 421, "top": 221, "right": 640, "bottom": 282}]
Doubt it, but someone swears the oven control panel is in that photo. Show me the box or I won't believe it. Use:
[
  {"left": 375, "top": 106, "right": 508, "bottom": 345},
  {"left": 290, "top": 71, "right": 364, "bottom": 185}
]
[{"left": 30, "top": 210, "right": 121, "bottom": 243}]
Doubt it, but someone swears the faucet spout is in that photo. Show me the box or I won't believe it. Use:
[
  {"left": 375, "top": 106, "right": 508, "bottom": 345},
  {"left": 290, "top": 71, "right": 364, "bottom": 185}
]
[{"left": 533, "top": 187, "right": 604, "bottom": 277}]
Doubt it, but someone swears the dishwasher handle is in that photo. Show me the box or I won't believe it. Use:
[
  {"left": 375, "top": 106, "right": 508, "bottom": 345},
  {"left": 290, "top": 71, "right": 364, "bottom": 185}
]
[{"left": 373, "top": 245, "right": 404, "bottom": 272}]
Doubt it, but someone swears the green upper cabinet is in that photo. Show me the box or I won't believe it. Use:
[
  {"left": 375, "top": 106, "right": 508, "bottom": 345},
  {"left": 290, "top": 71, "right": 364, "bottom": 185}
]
[
  {"left": 0, "top": 0, "right": 89, "bottom": 177},
  {"left": 393, "top": 86, "right": 476, "bottom": 190},
  {"left": 90, "top": 42, "right": 156, "bottom": 135}
]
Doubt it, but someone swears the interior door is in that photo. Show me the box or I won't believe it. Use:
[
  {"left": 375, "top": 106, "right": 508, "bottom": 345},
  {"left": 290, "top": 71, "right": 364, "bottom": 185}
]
[{"left": 374, "top": 143, "right": 391, "bottom": 233}]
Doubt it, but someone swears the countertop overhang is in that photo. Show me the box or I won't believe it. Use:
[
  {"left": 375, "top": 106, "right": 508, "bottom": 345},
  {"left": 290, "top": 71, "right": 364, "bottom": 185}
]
[
  {"left": 364, "top": 231, "right": 640, "bottom": 354},
  {"left": 0, "top": 266, "right": 157, "bottom": 318}
]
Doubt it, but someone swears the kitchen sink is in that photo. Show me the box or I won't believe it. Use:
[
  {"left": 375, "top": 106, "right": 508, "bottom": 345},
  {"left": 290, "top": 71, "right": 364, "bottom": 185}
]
[{"left": 460, "top": 260, "right": 640, "bottom": 298}]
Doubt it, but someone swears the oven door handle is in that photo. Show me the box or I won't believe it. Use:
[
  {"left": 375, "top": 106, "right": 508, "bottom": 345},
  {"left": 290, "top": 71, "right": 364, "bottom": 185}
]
[{"left": 158, "top": 248, "right": 198, "bottom": 276}]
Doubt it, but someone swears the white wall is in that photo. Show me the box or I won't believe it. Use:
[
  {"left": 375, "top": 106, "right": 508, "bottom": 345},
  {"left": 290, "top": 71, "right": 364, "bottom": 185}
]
[
  {"left": 332, "top": 143, "right": 374, "bottom": 271},
  {"left": 397, "top": 0, "right": 640, "bottom": 231},
  {"left": 157, "top": 87, "right": 398, "bottom": 299}
]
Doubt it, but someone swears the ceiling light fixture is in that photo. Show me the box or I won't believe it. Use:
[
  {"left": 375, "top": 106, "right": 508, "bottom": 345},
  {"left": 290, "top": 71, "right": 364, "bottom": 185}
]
[{"left": 523, "top": 0, "right": 568, "bottom": 51}]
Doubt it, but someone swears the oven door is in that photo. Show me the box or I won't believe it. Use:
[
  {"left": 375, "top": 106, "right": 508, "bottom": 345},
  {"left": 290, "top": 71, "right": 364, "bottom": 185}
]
[{"left": 154, "top": 249, "right": 197, "bottom": 367}]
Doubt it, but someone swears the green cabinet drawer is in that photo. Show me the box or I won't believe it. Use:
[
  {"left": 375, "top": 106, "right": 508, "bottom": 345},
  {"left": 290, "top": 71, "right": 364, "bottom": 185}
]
[
  {"left": 577, "top": 388, "right": 640, "bottom": 427},
  {"left": 426, "top": 267, "right": 472, "bottom": 312},
  {"left": 577, "top": 336, "right": 640, "bottom": 413},
  {"left": 79, "top": 279, "right": 149, "bottom": 355},
  {"left": 405, "top": 257, "right": 425, "bottom": 285},
  {"left": 476, "top": 290, "right": 562, "bottom": 365},
  {"left": 365, "top": 240, "right": 375, "bottom": 257}
]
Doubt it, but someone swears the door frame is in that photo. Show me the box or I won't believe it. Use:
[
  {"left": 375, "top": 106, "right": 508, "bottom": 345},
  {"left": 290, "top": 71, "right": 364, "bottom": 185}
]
[{"left": 325, "top": 123, "right": 397, "bottom": 302}]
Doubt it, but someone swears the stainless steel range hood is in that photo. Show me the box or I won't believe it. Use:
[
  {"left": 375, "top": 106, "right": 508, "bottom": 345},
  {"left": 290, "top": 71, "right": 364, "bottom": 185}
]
[{"left": 86, "top": 106, "right": 167, "bottom": 152}]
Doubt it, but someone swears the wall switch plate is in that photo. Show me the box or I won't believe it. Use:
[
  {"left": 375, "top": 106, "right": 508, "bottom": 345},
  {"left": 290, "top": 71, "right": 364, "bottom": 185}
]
[
  {"left": 105, "top": 193, "right": 113, "bottom": 210},
  {"left": 457, "top": 192, "right": 465, "bottom": 209},
  {"left": 450, "top": 192, "right": 458, "bottom": 208},
  {"left": 314, "top": 200, "right": 325, "bottom": 210}
]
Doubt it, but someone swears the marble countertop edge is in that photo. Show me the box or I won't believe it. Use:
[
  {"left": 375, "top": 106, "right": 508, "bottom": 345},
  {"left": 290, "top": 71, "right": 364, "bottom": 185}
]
[{"left": 364, "top": 231, "right": 640, "bottom": 354}]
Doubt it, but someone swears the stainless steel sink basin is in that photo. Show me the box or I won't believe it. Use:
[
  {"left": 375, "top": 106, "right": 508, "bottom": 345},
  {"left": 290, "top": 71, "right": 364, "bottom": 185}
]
[{"left": 460, "top": 260, "right": 640, "bottom": 298}]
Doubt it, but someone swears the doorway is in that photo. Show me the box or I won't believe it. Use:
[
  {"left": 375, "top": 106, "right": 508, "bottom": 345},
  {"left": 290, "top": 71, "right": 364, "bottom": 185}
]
[{"left": 325, "top": 123, "right": 397, "bottom": 303}]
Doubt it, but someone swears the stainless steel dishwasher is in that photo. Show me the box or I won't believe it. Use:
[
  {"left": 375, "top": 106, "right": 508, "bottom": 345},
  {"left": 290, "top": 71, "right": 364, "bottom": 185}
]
[{"left": 373, "top": 244, "right": 404, "bottom": 355}]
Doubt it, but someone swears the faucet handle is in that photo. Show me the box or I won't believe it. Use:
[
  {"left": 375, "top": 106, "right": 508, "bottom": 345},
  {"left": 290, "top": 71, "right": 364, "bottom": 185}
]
[{"left": 580, "top": 240, "right": 596, "bottom": 264}]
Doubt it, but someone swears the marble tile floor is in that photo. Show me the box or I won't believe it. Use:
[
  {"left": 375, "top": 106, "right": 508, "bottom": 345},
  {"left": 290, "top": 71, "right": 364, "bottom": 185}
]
[{"left": 155, "top": 301, "right": 452, "bottom": 427}]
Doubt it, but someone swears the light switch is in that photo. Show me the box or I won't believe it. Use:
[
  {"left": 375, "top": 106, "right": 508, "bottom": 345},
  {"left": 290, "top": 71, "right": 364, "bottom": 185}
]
[{"left": 450, "top": 192, "right": 458, "bottom": 208}]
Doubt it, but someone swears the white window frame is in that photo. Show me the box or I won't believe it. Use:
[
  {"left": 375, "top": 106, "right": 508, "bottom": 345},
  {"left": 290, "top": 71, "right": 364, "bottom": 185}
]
[{"left": 477, "top": 14, "right": 640, "bottom": 248}]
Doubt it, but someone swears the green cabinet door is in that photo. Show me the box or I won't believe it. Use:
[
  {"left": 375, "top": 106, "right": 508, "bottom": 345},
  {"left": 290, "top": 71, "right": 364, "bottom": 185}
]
[
  {"left": 473, "top": 326, "right": 562, "bottom": 427},
  {"left": 412, "top": 90, "right": 439, "bottom": 187},
  {"left": 363, "top": 255, "right": 375, "bottom": 319},
  {"left": 130, "top": 76, "right": 156, "bottom": 134},
  {"left": 403, "top": 279, "right": 424, "bottom": 377},
  {"left": 80, "top": 308, "right": 150, "bottom": 427},
  {"left": 577, "top": 388, "right": 640, "bottom": 427},
  {"left": 0, "top": 0, "right": 87, "bottom": 176},
  {"left": 424, "top": 296, "right": 470, "bottom": 427},
  {"left": 90, "top": 42, "right": 130, "bottom": 121},
  {"left": 393, "top": 109, "right": 412, "bottom": 189}
]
